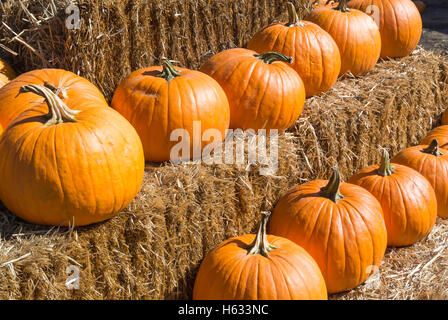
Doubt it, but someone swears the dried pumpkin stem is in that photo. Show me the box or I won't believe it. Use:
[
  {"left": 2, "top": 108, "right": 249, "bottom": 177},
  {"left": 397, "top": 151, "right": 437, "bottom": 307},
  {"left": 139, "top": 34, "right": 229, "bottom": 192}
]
[
  {"left": 255, "top": 51, "right": 293, "bottom": 65},
  {"left": 320, "top": 166, "right": 344, "bottom": 202},
  {"left": 156, "top": 58, "right": 181, "bottom": 81},
  {"left": 378, "top": 149, "right": 395, "bottom": 176},
  {"left": 286, "top": 2, "right": 305, "bottom": 27},
  {"left": 44, "top": 82, "right": 69, "bottom": 99},
  {"left": 422, "top": 139, "right": 443, "bottom": 156},
  {"left": 18, "top": 84, "right": 80, "bottom": 126},
  {"left": 336, "top": 0, "right": 350, "bottom": 12},
  {"left": 248, "top": 211, "right": 278, "bottom": 257}
]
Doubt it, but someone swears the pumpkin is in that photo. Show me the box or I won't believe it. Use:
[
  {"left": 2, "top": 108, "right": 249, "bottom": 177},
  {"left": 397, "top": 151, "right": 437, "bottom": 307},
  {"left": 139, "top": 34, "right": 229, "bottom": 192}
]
[
  {"left": 420, "top": 125, "right": 448, "bottom": 149},
  {"left": 111, "top": 58, "right": 230, "bottom": 163},
  {"left": 391, "top": 140, "right": 448, "bottom": 218},
  {"left": 413, "top": 1, "right": 426, "bottom": 13},
  {"left": 193, "top": 212, "right": 328, "bottom": 300},
  {"left": 0, "top": 59, "right": 16, "bottom": 88},
  {"left": 350, "top": 150, "right": 437, "bottom": 246},
  {"left": 441, "top": 110, "right": 448, "bottom": 126},
  {"left": 0, "top": 68, "right": 107, "bottom": 134},
  {"left": 247, "top": 3, "right": 341, "bottom": 97},
  {"left": 307, "top": 0, "right": 381, "bottom": 76},
  {"left": 347, "top": 0, "right": 422, "bottom": 58},
  {"left": 0, "top": 84, "right": 144, "bottom": 226},
  {"left": 200, "top": 49, "right": 305, "bottom": 131},
  {"left": 269, "top": 167, "right": 387, "bottom": 293}
]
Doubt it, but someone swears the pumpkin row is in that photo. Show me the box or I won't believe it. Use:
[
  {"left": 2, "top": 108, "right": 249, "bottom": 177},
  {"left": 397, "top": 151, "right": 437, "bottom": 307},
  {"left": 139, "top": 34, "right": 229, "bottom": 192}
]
[{"left": 194, "top": 137, "right": 448, "bottom": 299}]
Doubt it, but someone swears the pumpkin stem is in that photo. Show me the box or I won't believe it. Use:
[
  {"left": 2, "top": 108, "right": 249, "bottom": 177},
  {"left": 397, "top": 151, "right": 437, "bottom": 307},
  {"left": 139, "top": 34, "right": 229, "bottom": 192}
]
[
  {"left": 422, "top": 139, "right": 443, "bottom": 156},
  {"left": 254, "top": 51, "right": 293, "bottom": 65},
  {"left": 320, "top": 166, "right": 344, "bottom": 202},
  {"left": 156, "top": 58, "right": 181, "bottom": 81},
  {"left": 336, "top": 0, "right": 350, "bottom": 12},
  {"left": 286, "top": 2, "right": 305, "bottom": 27},
  {"left": 44, "top": 82, "right": 68, "bottom": 99},
  {"left": 248, "top": 211, "right": 278, "bottom": 257},
  {"left": 378, "top": 149, "right": 395, "bottom": 176},
  {"left": 18, "top": 84, "right": 80, "bottom": 126}
]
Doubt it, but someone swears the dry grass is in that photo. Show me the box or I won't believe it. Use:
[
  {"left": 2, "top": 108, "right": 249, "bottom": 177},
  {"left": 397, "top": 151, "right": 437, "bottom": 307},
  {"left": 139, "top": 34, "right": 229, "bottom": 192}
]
[{"left": 0, "top": 1, "right": 447, "bottom": 300}]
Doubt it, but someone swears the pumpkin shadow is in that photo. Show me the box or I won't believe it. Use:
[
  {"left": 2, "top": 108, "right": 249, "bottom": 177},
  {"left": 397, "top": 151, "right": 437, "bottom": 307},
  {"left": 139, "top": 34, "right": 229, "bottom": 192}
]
[
  {"left": 163, "top": 238, "right": 257, "bottom": 299},
  {"left": 0, "top": 200, "right": 56, "bottom": 241},
  {"left": 0, "top": 199, "right": 111, "bottom": 241}
]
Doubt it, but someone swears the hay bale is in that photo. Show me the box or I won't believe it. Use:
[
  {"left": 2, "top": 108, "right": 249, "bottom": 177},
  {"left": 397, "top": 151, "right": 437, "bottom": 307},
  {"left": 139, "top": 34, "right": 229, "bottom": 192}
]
[
  {"left": 0, "top": 0, "right": 310, "bottom": 100},
  {"left": 0, "top": 49, "right": 447, "bottom": 300}
]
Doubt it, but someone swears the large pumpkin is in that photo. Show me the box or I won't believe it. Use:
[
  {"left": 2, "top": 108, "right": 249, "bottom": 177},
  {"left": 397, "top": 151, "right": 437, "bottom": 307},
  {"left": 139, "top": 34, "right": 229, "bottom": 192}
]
[
  {"left": 0, "top": 68, "right": 107, "bottom": 133},
  {"left": 193, "top": 212, "right": 328, "bottom": 300},
  {"left": 392, "top": 140, "right": 448, "bottom": 218},
  {"left": 200, "top": 49, "right": 305, "bottom": 131},
  {"left": 347, "top": 0, "right": 422, "bottom": 58},
  {"left": 350, "top": 150, "right": 437, "bottom": 246},
  {"left": 307, "top": 0, "right": 381, "bottom": 76},
  {"left": 420, "top": 125, "right": 448, "bottom": 149},
  {"left": 247, "top": 3, "right": 341, "bottom": 97},
  {"left": 269, "top": 167, "right": 387, "bottom": 293},
  {"left": 0, "top": 59, "right": 16, "bottom": 88},
  {"left": 112, "top": 59, "right": 230, "bottom": 163},
  {"left": 0, "top": 85, "right": 144, "bottom": 227}
]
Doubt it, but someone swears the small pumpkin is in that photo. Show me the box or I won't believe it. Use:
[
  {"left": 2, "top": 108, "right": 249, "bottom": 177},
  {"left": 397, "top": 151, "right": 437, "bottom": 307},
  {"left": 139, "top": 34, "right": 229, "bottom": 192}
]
[
  {"left": 307, "top": 0, "right": 381, "bottom": 76},
  {"left": 269, "top": 167, "right": 387, "bottom": 293},
  {"left": 413, "top": 1, "right": 426, "bottom": 13},
  {"left": 112, "top": 58, "right": 230, "bottom": 163},
  {"left": 348, "top": 0, "right": 422, "bottom": 58},
  {"left": 391, "top": 140, "right": 448, "bottom": 218},
  {"left": 193, "top": 212, "right": 328, "bottom": 300},
  {"left": 200, "top": 49, "right": 305, "bottom": 131},
  {"left": 247, "top": 3, "right": 341, "bottom": 97},
  {"left": 0, "top": 68, "right": 107, "bottom": 134},
  {"left": 350, "top": 150, "right": 437, "bottom": 246},
  {"left": 0, "top": 59, "right": 16, "bottom": 88},
  {"left": 420, "top": 125, "right": 448, "bottom": 149},
  {"left": 0, "top": 85, "right": 145, "bottom": 226}
]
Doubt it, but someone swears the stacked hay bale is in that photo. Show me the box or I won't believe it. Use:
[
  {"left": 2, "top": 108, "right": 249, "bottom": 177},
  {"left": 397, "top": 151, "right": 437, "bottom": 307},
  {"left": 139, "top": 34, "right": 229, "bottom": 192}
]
[
  {"left": 0, "top": 0, "right": 310, "bottom": 100},
  {"left": 0, "top": 0, "right": 447, "bottom": 300}
]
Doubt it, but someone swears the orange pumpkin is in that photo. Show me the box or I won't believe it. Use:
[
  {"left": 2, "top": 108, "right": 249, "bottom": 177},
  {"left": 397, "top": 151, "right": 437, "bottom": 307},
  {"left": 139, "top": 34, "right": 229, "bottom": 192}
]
[
  {"left": 269, "top": 167, "right": 387, "bottom": 293},
  {"left": 441, "top": 110, "right": 448, "bottom": 125},
  {"left": 350, "top": 150, "right": 437, "bottom": 246},
  {"left": 413, "top": 1, "right": 426, "bottom": 13},
  {"left": 200, "top": 49, "right": 305, "bottom": 131},
  {"left": 0, "top": 59, "right": 16, "bottom": 88},
  {"left": 112, "top": 58, "right": 230, "bottom": 163},
  {"left": 0, "top": 68, "right": 107, "bottom": 134},
  {"left": 193, "top": 212, "right": 328, "bottom": 300},
  {"left": 392, "top": 140, "right": 448, "bottom": 218},
  {"left": 247, "top": 3, "right": 341, "bottom": 97},
  {"left": 307, "top": 0, "right": 381, "bottom": 76},
  {"left": 348, "top": 0, "right": 422, "bottom": 58},
  {"left": 420, "top": 125, "right": 448, "bottom": 149},
  {"left": 0, "top": 84, "right": 144, "bottom": 226}
]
